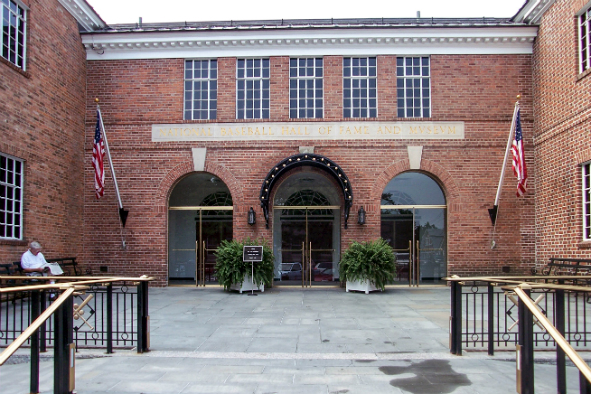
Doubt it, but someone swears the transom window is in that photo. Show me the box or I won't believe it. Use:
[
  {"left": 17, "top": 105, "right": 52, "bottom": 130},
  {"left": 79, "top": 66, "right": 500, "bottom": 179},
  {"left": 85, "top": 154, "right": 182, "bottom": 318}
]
[
  {"left": 343, "top": 57, "right": 377, "bottom": 118},
  {"left": 584, "top": 162, "right": 591, "bottom": 241},
  {"left": 397, "top": 57, "right": 431, "bottom": 118},
  {"left": 290, "top": 58, "right": 323, "bottom": 119},
  {"left": 237, "top": 58, "right": 270, "bottom": 119},
  {"left": 184, "top": 59, "right": 217, "bottom": 120},
  {"left": 1, "top": 0, "right": 26, "bottom": 70},
  {"left": 579, "top": 6, "right": 591, "bottom": 73},
  {"left": 0, "top": 153, "right": 23, "bottom": 240}
]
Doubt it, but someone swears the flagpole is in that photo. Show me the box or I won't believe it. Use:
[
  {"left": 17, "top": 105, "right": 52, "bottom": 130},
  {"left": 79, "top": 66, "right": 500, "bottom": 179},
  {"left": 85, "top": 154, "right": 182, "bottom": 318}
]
[
  {"left": 96, "top": 99, "right": 129, "bottom": 229},
  {"left": 97, "top": 104, "right": 122, "bottom": 210},
  {"left": 495, "top": 99, "right": 520, "bottom": 206},
  {"left": 489, "top": 96, "right": 520, "bottom": 226}
]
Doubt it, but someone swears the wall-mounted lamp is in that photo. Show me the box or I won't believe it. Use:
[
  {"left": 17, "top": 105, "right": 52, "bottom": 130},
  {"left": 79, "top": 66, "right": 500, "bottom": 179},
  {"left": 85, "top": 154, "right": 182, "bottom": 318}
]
[
  {"left": 357, "top": 206, "right": 366, "bottom": 225},
  {"left": 248, "top": 207, "right": 256, "bottom": 226}
]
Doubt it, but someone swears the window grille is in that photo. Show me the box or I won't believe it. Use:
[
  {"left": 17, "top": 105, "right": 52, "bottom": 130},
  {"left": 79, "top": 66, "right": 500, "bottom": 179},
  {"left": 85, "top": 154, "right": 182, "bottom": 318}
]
[
  {"left": 584, "top": 162, "right": 591, "bottom": 241},
  {"left": 1, "top": 0, "right": 26, "bottom": 70},
  {"left": 290, "top": 58, "right": 323, "bottom": 119},
  {"left": 580, "top": 7, "right": 591, "bottom": 73},
  {"left": 237, "top": 58, "right": 270, "bottom": 119},
  {"left": 397, "top": 57, "right": 431, "bottom": 118},
  {"left": 184, "top": 59, "right": 217, "bottom": 120},
  {"left": 343, "top": 57, "right": 377, "bottom": 118},
  {"left": 0, "top": 153, "right": 23, "bottom": 240}
]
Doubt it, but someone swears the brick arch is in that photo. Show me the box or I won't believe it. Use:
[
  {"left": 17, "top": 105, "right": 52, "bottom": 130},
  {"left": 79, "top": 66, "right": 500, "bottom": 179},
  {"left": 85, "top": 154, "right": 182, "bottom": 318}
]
[
  {"left": 155, "top": 160, "right": 244, "bottom": 206},
  {"left": 370, "top": 158, "right": 462, "bottom": 210}
]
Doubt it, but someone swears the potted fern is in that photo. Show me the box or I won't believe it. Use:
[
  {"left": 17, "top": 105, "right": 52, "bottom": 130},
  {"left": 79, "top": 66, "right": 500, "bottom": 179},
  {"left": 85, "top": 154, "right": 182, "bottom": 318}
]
[
  {"left": 339, "top": 239, "right": 396, "bottom": 294},
  {"left": 215, "top": 238, "right": 274, "bottom": 293}
]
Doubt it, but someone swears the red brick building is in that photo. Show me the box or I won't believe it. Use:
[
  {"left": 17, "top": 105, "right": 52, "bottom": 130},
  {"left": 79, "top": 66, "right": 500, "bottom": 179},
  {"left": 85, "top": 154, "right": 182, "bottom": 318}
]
[
  {"left": 1, "top": 0, "right": 586, "bottom": 287},
  {"left": 514, "top": 0, "right": 591, "bottom": 263},
  {"left": 0, "top": 0, "right": 101, "bottom": 263}
]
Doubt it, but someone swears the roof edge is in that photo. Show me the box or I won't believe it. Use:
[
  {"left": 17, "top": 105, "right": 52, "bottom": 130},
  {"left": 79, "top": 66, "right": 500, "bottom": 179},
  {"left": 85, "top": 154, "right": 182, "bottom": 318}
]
[
  {"left": 57, "top": 0, "right": 107, "bottom": 31},
  {"left": 87, "top": 17, "right": 525, "bottom": 34},
  {"left": 512, "top": 0, "right": 557, "bottom": 24}
]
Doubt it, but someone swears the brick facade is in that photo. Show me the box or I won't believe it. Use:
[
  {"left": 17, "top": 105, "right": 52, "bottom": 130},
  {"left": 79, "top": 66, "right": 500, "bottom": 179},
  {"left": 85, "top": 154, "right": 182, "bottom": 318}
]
[
  {"left": 1, "top": 0, "right": 551, "bottom": 287},
  {"left": 0, "top": 0, "right": 86, "bottom": 263},
  {"left": 84, "top": 54, "right": 535, "bottom": 286},
  {"left": 532, "top": 0, "right": 591, "bottom": 265}
]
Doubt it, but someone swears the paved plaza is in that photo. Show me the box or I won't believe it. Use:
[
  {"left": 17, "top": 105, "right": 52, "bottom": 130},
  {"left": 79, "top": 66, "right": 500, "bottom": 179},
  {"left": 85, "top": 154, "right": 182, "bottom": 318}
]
[{"left": 1, "top": 285, "right": 584, "bottom": 393}]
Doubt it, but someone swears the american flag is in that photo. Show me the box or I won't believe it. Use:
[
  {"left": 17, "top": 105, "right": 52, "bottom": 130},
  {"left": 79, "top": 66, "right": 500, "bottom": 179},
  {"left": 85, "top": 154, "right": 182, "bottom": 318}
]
[
  {"left": 511, "top": 106, "right": 527, "bottom": 197},
  {"left": 92, "top": 109, "right": 105, "bottom": 199}
]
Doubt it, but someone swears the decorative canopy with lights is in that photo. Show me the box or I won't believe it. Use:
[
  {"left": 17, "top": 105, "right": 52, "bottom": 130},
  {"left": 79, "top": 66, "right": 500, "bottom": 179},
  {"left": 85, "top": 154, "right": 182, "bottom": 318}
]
[{"left": 259, "top": 153, "right": 353, "bottom": 229}]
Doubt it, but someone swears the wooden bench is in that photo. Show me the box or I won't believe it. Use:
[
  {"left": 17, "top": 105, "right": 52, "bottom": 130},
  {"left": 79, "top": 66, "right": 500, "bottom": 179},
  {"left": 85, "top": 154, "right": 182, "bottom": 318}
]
[
  {"left": 0, "top": 262, "right": 29, "bottom": 302},
  {"left": 0, "top": 262, "right": 18, "bottom": 286},
  {"left": 532, "top": 257, "right": 591, "bottom": 276},
  {"left": 11, "top": 257, "right": 90, "bottom": 277}
]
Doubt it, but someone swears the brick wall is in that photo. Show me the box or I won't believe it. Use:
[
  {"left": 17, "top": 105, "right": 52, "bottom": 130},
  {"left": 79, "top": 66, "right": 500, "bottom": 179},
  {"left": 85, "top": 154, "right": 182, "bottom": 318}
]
[
  {"left": 85, "top": 53, "right": 535, "bottom": 285},
  {"left": 0, "top": 0, "right": 86, "bottom": 264},
  {"left": 533, "top": 0, "right": 591, "bottom": 265}
]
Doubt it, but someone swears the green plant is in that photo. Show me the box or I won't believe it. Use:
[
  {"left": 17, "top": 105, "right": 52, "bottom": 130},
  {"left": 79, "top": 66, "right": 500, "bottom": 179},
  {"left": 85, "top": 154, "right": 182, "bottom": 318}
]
[
  {"left": 339, "top": 238, "right": 396, "bottom": 291},
  {"left": 215, "top": 238, "right": 274, "bottom": 291}
]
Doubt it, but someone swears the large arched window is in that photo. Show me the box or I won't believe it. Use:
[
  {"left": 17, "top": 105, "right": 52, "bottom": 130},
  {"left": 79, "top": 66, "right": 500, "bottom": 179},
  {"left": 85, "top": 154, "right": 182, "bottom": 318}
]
[
  {"left": 168, "top": 173, "right": 233, "bottom": 285},
  {"left": 381, "top": 172, "right": 446, "bottom": 284}
]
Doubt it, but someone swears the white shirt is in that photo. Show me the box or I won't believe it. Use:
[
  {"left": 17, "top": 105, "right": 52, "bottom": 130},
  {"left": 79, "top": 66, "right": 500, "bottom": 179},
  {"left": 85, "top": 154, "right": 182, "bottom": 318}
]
[{"left": 21, "top": 249, "right": 48, "bottom": 271}]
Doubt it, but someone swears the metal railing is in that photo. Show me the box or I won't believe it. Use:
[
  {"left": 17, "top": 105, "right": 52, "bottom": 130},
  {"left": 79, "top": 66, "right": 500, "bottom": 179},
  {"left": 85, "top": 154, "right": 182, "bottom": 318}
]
[
  {"left": 0, "top": 277, "right": 152, "bottom": 394},
  {"left": 447, "top": 275, "right": 591, "bottom": 394},
  {"left": 0, "top": 276, "right": 151, "bottom": 351}
]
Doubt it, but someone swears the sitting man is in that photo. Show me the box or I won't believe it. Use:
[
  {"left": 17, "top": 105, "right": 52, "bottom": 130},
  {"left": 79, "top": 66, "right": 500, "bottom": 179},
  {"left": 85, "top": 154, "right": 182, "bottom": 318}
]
[{"left": 21, "top": 241, "right": 63, "bottom": 290}]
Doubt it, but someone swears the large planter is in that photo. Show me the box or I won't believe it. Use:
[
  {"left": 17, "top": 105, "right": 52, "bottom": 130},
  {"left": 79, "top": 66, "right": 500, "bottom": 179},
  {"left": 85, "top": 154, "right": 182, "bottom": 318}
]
[
  {"left": 230, "top": 275, "right": 264, "bottom": 294},
  {"left": 345, "top": 279, "right": 381, "bottom": 294}
]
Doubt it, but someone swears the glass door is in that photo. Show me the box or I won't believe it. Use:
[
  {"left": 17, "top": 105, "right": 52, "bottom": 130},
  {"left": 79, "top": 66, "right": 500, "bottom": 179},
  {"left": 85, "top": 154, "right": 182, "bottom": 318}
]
[
  {"left": 196, "top": 208, "right": 233, "bottom": 286},
  {"left": 276, "top": 206, "right": 339, "bottom": 286},
  {"left": 381, "top": 209, "right": 414, "bottom": 283},
  {"left": 381, "top": 207, "right": 446, "bottom": 285}
]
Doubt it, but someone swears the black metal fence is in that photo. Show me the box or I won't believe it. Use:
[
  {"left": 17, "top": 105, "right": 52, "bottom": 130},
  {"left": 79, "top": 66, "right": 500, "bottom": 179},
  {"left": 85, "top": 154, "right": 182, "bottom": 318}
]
[
  {"left": 449, "top": 278, "right": 591, "bottom": 356},
  {"left": 0, "top": 281, "right": 145, "bottom": 350}
]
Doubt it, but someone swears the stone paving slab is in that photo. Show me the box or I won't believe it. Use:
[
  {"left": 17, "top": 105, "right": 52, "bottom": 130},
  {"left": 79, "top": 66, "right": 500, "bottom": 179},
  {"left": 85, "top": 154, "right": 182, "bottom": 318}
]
[{"left": 0, "top": 286, "right": 585, "bottom": 393}]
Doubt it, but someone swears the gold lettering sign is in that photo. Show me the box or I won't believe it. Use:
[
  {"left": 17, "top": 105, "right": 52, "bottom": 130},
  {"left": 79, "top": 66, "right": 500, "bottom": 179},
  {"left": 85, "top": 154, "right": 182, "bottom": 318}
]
[{"left": 152, "top": 121, "right": 465, "bottom": 142}]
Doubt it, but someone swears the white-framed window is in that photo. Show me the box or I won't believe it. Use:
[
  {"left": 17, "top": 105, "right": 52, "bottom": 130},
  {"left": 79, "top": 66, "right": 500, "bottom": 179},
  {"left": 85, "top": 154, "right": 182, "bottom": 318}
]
[
  {"left": 236, "top": 58, "right": 270, "bottom": 119},
  {"left": 579, "top": 4, "right": 591, "bottom": 73},
  {"left": 584, "top": 161, "right": 591, "bottom": 241},
  {"left": 397, "top": 57, "right": 431, "bottom": 118},
  {"left": 1, "top": 0, "right": 27, "bottom": 70},
  {"left": 343, "top": 57, "right": 377, "bottom": 118},
  {"left": 290, "top": 58, "right": 323, "bottom": 119},
  {"left": 0, "top": 153, "right": 23, "bottom": 240},
  {"left": 184, "top": 59, "right": 217, "bottom": 120}
]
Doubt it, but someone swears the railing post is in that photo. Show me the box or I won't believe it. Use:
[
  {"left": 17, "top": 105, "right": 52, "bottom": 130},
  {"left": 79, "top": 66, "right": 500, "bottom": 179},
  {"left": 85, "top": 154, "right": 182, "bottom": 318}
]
[
  {"left": 518, "top": 287, "right": 534, "bottom": 394},
  {"left": 137, "top": 280, "right": 149, "bottom": 353},
  {"left": 39, "top": 291, "right": 47, "bottom": 353},
  {"left": 106, "top": 283, "right": 113, "bottom": 354},
  {"left": 30, "top": 291, "right": 40, "bottom": 394},
  {"left": 555, "top": 280, "right": 566, "bottom": 394},
  {"left": 488, "top": 283, "right": 495, "bottom": 356},
  {"left": 580, "top": 371, "right": 591, "bottom": 394},
  {"left": 54, "top": 291, "right": 74, "bottom": 394},
  {"left": 450, "top": 280, "right": 462, "bottom": 355}
]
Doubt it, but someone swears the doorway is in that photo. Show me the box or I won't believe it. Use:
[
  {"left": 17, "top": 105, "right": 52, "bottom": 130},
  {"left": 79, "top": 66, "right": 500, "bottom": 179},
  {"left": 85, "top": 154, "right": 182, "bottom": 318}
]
[
  {"left": 381, "top": 172, "right": 447, "bottom": 285},
  {"left": 168, "top": 173, "right": 233, "bottom": 285},
  {"left": 272, "top": 173, "right": 341, "bottom": 286}
]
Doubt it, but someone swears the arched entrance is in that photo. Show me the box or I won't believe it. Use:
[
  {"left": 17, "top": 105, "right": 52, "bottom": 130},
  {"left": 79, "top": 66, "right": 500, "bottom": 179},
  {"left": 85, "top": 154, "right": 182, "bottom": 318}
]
[
  {"left": 272, "top": 172, "right": 341, "bottom": 286},
  {"left": 168, "top": 173, "right": 233, "bottom": 286},
  {"left": 380, "top": 171, "right": 447, "bottom": 284}
]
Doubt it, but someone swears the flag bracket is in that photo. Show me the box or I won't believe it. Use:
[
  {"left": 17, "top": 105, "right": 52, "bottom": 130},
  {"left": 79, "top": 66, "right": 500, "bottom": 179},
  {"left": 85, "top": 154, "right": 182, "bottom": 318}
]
[{"left": 488, "top": 205, "right": 498, "bottom": 226}]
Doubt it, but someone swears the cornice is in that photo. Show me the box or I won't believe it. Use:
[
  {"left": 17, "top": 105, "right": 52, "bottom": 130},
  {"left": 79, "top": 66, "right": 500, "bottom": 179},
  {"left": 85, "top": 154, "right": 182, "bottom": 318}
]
[
  {"left": 512, "top": 0, "right": 556, "bottom": 24},
  {"left": 81, "top": 26, "right": 537, "bottom": 60},
  {"left": 57, "top": 0, "right": 106, "bottom": 32}
]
